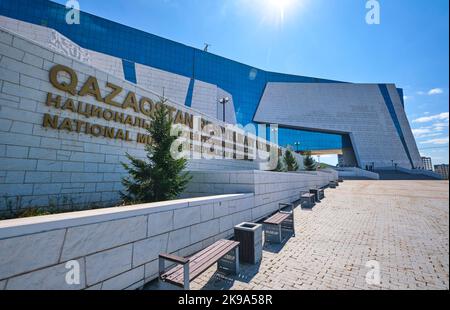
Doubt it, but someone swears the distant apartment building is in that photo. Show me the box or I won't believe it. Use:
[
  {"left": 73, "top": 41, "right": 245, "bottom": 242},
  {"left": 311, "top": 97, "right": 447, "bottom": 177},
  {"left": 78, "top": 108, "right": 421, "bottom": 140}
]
[
  {"left": 421, "top": 157, "right": 434, "bottom": 171},
  {"left": 434, "top": 164, "right": 449, "bottom": 180}
]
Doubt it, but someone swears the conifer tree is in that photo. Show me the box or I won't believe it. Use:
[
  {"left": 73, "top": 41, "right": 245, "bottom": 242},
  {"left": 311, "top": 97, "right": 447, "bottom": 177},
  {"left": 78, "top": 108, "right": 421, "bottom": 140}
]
[
  {"left": 303, "top": 151, "right": 317, "bottom": 171},
  {"left": 284, "top": 148, "right": 299, "bottom": 171},
  {"left": 121, "top": 101, "right": 191, "bottom": 204}
]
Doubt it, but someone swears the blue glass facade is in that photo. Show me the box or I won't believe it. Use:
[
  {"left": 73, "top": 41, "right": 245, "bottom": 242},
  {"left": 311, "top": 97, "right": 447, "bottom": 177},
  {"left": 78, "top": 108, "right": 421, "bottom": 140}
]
[
  {"left": 0, "top": 0, "right": 404, "bottom": 157},
  {"left": 122, "top": 60, "right": 137, "bottom": 84}
]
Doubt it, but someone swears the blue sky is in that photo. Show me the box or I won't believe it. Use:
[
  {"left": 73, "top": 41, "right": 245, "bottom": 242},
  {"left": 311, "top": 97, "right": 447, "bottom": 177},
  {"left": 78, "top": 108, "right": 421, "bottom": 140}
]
[{"left": 54, "top": 0, "right": 449, "bottom": 165}]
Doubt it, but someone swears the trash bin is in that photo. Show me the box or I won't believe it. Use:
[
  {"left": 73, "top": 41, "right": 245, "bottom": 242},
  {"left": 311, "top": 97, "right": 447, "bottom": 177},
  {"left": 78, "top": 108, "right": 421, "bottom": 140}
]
[
  {"left": 310, "top": 188, "right": 325, "bottom": 202},
  {"left": 234, "top": 222, "right": 263, "bottom": 264}
]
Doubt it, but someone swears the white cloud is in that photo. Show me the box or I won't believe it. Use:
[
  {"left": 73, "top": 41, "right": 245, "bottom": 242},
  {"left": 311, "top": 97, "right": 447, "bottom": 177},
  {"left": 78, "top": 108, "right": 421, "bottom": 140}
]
[
  {"left": 412, "top": 128, "right": 432, "bottom": 136},
  {"left": 416, "top": 88, "right": 444, "bottom": 96},
  {"left": 412, "top": 127, "right": 444, "bottom": 139},
  {"left": 432, "top": 122, "right": 449, "bottom": 128},
  {"left": 420, "top": 137, "right": 449, "bottom": 145},
  {"left": 412, "top": 119, "right": 449, "bottom": 139},
  {"left": 413, "top": 112, "right": 449, "bottom": 123},
  {"left": 412, "top": 128, "right": 432, "bottom": 138},
  {"left": 428, "top": 88, "right": 444, "bottom": 95},
  {"left": 403, "top": 95, "right": 412, "bottom": 101}
]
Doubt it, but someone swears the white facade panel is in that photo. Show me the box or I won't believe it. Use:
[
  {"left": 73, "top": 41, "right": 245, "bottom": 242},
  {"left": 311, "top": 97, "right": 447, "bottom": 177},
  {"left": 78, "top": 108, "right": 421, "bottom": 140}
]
[
  {"left": 0, "top": 15, "right": 125, "bottom": 79},
  {"left": 254, "top": 82, "right": 421, "bottom": 169},
  {"left": 135, "top": 63, "right": 190, "bottom": 106},
  {"left": 0, "top": 27, "right": 282, "bottom": 213}
]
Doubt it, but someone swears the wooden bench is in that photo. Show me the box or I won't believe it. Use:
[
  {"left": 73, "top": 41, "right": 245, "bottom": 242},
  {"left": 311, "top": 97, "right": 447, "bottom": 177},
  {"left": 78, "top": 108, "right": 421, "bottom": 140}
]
[
  {"left": 338, "top": 177, "right": 344, "bottom": 183},
  {"left": 301, "top": 192, "right": 316, "bottom": 208},
  {"left": 159, "top": 239, "right": 240, "bottom": 290},
  {"left": 263, "top": 203, "right": 295, "bottom": 244},
  {"left": 310, "top": 188, "right": 325, "bottom": 202}
]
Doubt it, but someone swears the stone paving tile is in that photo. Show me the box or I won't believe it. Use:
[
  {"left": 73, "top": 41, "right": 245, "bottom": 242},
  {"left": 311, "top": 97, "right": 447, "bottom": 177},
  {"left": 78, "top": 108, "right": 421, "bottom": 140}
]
[{"left": 153, "top": 180, "right": 449, "bottom": 290}]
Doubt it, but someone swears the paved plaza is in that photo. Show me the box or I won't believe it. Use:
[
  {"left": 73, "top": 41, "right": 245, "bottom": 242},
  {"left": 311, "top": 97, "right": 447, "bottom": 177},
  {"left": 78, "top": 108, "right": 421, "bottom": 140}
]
[{"left": 149, "top": 180, "right": 449, "bottom": 290}]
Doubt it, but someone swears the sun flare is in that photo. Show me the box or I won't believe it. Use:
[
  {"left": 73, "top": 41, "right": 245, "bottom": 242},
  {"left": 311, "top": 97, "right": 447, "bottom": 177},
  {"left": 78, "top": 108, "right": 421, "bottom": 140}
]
[
  {"left": 248, "top": 0, "right": 303, "bottom": 26},
  {"left": 267, "top": 0, "right": 294, "bottom": 22}
]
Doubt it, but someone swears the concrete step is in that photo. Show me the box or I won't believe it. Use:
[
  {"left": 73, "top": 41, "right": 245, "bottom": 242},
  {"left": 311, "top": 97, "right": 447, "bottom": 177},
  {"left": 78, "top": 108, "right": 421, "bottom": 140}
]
[{"left": 374, "top": 170, "right": 438, "bottom": 180}]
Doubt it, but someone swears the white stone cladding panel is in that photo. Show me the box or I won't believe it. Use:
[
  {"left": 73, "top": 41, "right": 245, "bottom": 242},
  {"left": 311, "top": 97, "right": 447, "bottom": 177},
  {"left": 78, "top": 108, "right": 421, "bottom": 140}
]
[
  {"left": 386, "top": 84, "right": 423, "bottom": 169},
  {"left": 254, "top": 82, "right": 419, "bottom": 169},
  {"left": 0, "top": 27, "right": 281, "bottom": 212},
  {"left": 190, "top": 82, "right": 237, "bottom": 125},
  {"left": 135, "top": 62, "right": 190, "bottom": 105},
  {"left": 0, "top": 16, "right": 124, "bottom": 79},
  {"left": 0, "top": 16, "right": 52, "bottom": 51},
  {"left": 217, "top": 88, "right": 237, "bottom": 125},
  {"left": 191, "top": 80, "right": 218, "bottom": 119},
  {"left": 88, "top": 50, "right": 125, "bottom": 81},
  {"left": 182, "top": 169, "right": 337, "bottom": 221},
  {"left": 0, "top": 193, "right": 254, "bottom": 290}
]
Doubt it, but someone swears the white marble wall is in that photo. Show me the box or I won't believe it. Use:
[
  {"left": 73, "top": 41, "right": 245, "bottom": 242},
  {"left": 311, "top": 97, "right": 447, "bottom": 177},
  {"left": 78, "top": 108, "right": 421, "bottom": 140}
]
[
  {"left": 0, "top": 15, "right": 125, "bottom": 80},
  {"left": 183, "top": 169, "right": 337, "bottom": 221},
  {"left": 254, "top": 82, "right": 422, "bottom": 169},
  {"left": 0, "top": 27, "right": 285, "bottom": 213},
  {"left": 0, "top": 15, "right": 240, "bottom": 128},
  {"left": 386, "top": 85, "right": 423, "bottom": 169},
  {"left": 0, "top": 193, "right": 253, "bottom": 290},
  {"left": 135, "top": 63, "right": 190, "bottom": 106},
  {"left": 217, "top": 87, "right": 237, "bottom": 125},
  {"left": 191, "top": 80, "right": 217, "bottom": 119}
]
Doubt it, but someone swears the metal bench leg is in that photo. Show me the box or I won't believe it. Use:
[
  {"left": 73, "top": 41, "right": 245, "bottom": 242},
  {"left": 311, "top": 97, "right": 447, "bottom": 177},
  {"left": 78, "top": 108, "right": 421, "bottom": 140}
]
[
  {"left": 278, "top": 224, "right": 282, "bottom": 243},
  {"left": 234, "top": 247, "right": 240, "bottom": 275},
  {"left": 159, "top": 256, "right": 165, "bottom": 277},
  {"left": 183, "top": 264, "right": 190, "bottom": 290},
  {"left": 291, "top": 214, "right": 295, "bottom": 237}
]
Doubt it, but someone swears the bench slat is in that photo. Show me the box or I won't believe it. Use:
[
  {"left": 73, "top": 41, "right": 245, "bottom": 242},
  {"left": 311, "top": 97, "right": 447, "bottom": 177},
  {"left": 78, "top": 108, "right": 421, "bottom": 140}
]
[
  {"left": 264, "top": 212, "right": 291, "bottom": 225},
  {"left": 166, "top": 240, "right": 238, "bottom": 285},
  {"left": 176, "top": 241, "right": 238, "bottom": 281},
  {"left": 164, "top": 240, "right": 232, "bottom": 280},
  {"left": 163, "top": 240, "right": 239, "bottom": 285},
  {"left": 162, "top": 240, "right": 230, "bottom": 280}
]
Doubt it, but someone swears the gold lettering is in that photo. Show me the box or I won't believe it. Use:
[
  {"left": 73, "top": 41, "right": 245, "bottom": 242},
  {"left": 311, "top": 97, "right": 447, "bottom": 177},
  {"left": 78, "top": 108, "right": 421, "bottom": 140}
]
[
  {"left": 49, "top": 64, "right": 78, "bottom": 95},
  {"left": 136, "top": 133, "right": 150, "bottom": 144},
  {"left": 167, "top": 106, "right": 176, "bottom": 118},
  {"left": 122, "top": 91, "right": 139, "bottom": 112},
  {"left": 78, "top": 76, "right": 103, "bottom": 102},
  {"left": 114, "top": 112, "right": 125, "bottom": 124},
  {"left": 91, "top": 105, "right": 102, "bottom": 118},
  {"left": 75, "top": 120, "right": 85, "bottom": 133},
  {"left": 139, "top": 97, "right": 154, "bottom": 116},
  {"left": 104, "top": 82, "right": 123, "bottom": 107},
  {"left": 184, "top": 113, "right": 193, "bottom": 129},
  {"left": 174, "top": 110, "right": 185, "bottom": 125},
  {"left": 124, "top": 115, "right": 133, "bottom": 126},
  {"left": 104, "top": 127, "right": 115, "bottom": 139},
  {"left": 45, "top": 93, "right": 62, "bottom": 108},
  {"left": 125, "top": 131, "right": 132, "bottom": 141},
  {"left": 115, "top": 129, "right": 125, "bottom": 140},
  {"left": 77, "top": 102, "right": 92, "bottom": 118},
  {"left": 59, "top": 118, "right": 73, "bottom": 132},
  {"left": 43, "top": 113, "right": 58, "bottom": 129},
  {"left": 103, "top": 109, "right": 114, "bottom": 121},
  {"left": 62, "top": 98, "right": 76, "bottom": 112},
  {"left": 90, "top": 124, "right": 103, "bottom": 137},
  {"left": 133, "top": 117, "right": 142, "bottom": 128}
]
